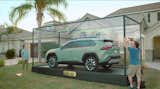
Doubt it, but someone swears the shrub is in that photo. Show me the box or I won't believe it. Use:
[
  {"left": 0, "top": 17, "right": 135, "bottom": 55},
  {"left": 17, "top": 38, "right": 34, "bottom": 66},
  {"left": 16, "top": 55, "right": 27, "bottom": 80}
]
[
  {"left": 0, "top": 59, "right": 5, "bottom": 67},
  {"left": 17, "top": 59, "right": 23, "bottom": 64},
  {"left": 5, "top": 49, "right": 15, "bottom": 59}
]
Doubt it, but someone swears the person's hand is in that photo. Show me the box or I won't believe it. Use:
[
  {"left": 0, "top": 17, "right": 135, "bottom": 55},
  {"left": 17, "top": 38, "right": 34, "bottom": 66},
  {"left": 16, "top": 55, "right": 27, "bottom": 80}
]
[
  {"left": 124, "top": 37, "right": 129, "bottom": 48},
  {"left": 124, "top": 37, "right": 129, "bottom": 42}
]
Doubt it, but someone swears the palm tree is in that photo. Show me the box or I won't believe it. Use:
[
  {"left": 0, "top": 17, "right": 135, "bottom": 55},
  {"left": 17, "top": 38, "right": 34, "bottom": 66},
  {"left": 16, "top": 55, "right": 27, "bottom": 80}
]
[
  {"left": 9, "top": 0, "right": 67, "bottom": 62},
  {"left": 9, "top": 0, "right": 67, "bottom": 27}
]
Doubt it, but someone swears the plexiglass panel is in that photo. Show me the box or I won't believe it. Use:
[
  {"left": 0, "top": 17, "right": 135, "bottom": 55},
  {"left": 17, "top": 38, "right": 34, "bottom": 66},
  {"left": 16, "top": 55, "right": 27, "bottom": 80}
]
[{"left": 32, "top": 16, "right": 140, "bottom": 75}]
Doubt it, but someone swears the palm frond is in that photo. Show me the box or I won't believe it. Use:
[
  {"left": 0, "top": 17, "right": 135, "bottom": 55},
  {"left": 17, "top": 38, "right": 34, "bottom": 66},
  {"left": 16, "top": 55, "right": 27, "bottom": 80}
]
[
  {"left": 48, "top": 8, "right": 66, "bottom": 22},
  {"left": 9, "top": 3, "right": 33, "bottom": 25},
  {"left": 5, "top": 26, "right": 21, "bottom": 34},
  {"left": 45, "top": 0, "right": 68, "bottom": 8}
]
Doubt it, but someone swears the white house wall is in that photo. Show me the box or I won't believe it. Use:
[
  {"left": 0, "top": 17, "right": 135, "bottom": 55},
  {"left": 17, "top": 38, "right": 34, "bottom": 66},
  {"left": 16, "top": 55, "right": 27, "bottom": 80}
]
[
  {"left": 0, "top": 42, "right": 8, "bottom": 53},
  {"left": 144, "top": 12, "right": 159, "bottom": 27},
  {"left": 144, "top": 24, "right": 160, "bottom": 61}
]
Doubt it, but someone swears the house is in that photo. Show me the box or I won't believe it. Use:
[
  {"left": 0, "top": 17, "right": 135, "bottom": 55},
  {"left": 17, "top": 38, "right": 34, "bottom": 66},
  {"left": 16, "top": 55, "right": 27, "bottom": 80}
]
[
  {"left": 42, "top": 13, "right": 114, "bottom": 40},
  {"left": 0, "top": 26, "right": 32, "bottom": 58},
  {"left": 107, "top": 2, "right": 160, "bottom": 62},
  {"left": 40, "top": 13, "right": 102, "bottom": 42}
]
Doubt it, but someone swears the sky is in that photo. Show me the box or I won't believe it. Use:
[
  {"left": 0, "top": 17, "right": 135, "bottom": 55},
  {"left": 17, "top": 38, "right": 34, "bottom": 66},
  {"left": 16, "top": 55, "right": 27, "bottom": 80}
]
[{"left": 0, "top": 0, "right": 160, "bottom": 32}]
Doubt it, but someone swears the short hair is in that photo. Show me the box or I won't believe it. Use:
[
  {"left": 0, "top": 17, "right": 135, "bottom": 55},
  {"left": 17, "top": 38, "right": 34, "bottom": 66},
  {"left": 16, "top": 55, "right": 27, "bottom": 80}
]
[
  {"left": 134, "top": 41, "right": 139, "bottom": 48},
  {"left": 129, "top": 38, "right": 134, "bottom": 41}
]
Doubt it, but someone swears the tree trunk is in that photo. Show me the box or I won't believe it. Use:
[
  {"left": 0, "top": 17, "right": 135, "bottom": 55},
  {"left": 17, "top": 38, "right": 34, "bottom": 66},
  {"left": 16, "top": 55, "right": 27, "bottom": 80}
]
[
  {"left": 36, "top": 12, "right": 43, "bottom": 62},
  {"left": 36, "top": 12, "right": 43, "bottom": 27}
]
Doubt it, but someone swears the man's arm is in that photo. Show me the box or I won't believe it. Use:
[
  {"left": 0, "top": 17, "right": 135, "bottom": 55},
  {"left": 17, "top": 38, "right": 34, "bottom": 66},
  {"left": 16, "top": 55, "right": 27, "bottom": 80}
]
[{"left": 124, "top": 37, "right": 129, "bottom": 48}]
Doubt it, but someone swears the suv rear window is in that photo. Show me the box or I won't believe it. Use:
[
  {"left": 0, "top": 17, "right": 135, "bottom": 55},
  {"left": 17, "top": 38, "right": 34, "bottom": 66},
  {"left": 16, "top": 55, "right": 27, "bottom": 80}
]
[
  {"left": 103, "top": 40, "right": 113, "bottom": 46},
  {"left": 103, "top": 40, "right": 119, "bottom": 47},
  {"left": 104, "top": 42, "right": 113, "bottom": 46}
]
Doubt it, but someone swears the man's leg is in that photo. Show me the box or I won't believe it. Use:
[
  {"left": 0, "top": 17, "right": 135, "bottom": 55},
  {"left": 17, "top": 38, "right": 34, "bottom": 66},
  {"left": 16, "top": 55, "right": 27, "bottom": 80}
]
[
  {"left": 128, "top": 75, "right": 134, "bottom": 88},
  {"left": 22, "top": 60, "right": 25, "bottom": 71},
  {"left": 136, "top": 66, "right": 141, "bottom": 89},
  {"left": 26, "top": 60, "right": 28, "bottom": 70},
  {"left": 128, "top": 65, "right": 135, "bottom": 88},
  {"left": 137, "top": 79, "right": 141, "bottom": 89}
]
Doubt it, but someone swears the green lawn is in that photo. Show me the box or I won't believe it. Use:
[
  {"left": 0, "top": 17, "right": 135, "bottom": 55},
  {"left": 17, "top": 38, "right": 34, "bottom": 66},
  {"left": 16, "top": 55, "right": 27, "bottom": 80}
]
[{"left": 0, "top": 64, "right": 160, "bottom": 89}]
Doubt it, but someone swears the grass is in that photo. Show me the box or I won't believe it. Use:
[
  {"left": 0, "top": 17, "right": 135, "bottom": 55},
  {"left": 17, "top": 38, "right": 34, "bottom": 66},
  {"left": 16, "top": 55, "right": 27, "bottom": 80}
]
[
  {"left": 0, "top": 64, "right": 160, "bottom": 89},
  {"left": 0, "top": 59, "right": 5, "bottom": 67}
]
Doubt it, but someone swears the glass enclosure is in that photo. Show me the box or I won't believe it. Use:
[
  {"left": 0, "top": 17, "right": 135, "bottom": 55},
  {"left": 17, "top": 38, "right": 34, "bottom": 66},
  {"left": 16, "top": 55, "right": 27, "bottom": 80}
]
[{"left": 32, "top": 15, "right": 140, "bottom": 75}]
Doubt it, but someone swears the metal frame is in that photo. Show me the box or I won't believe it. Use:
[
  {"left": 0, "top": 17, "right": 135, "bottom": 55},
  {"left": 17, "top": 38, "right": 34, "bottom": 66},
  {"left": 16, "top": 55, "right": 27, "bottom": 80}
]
[
  {"left": 32, "top": 28, "right": 34, "bottom": 66},
  {"left": 123, "top": 15, "right": 127, "bottom": 76},
  {"left": 32, "top": 15, "right": 141, "bottom": 76}
]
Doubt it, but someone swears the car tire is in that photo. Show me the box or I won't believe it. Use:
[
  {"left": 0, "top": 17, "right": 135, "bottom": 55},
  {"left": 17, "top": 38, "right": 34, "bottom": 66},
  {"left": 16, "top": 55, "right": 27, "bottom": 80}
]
[
  {"left": 48, "top": 55, "right": 57, "bottom": 68},
  {"left": 84, "top": 55, "right": 98, "bottom": 71}
]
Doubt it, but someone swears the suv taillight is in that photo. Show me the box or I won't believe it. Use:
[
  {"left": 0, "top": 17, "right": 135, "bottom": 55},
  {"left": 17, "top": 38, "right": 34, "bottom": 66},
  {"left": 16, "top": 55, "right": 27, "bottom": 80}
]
[{"left": 101, "top": 46, "right": 112, "bottom": 50}]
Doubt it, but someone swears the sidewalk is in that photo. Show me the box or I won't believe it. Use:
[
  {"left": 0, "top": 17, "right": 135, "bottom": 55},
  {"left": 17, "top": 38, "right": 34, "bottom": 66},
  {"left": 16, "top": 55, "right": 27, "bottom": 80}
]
[
  {"left": 5, "top": 58, "right": 45, "bottom": 66},
  {"left": 145, "top": 62, "right": 160, "bottom": 71},
  {"left": 5, "top": 59, "right": 18, "bottom": 66}
]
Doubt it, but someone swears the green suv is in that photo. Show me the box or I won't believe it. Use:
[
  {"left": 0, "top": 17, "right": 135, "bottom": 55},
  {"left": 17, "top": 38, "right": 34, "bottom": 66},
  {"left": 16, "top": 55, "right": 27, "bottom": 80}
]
[{"left": 45, "top": 39, "right": 120, "bottom": 71}]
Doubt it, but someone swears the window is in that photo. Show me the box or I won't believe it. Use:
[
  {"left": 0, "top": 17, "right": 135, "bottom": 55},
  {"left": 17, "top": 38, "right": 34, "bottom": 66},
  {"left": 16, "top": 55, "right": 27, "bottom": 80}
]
[
  {"left": 148, "top": 13, "right": 150, "bottom": 22},
  {"left": 63, "top": 40, "right": 96, "bottom": 49},
  {"left": 78, "top": 40, "right": 96, "bottom": 47},
  {"left": 84, "top": 17, "right": 90, "bottom": 21},
  {"left": 63, "top": 41, "right": 79, "bottom": 49},
  {"left": 96, "top": 32, "right": 101, "bottom": 38},
  {"left": 80, "top": 32, "right": 87, "bottom": 38},
  {"left": 157, "top": 12, "right": 160, "bottom": 21}
]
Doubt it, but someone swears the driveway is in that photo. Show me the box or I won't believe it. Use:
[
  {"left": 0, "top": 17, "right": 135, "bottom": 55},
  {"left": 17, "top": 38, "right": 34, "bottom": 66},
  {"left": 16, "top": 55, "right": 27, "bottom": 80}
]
[{"left": 145, "top": 62, "right": 160, "bottom": 71}]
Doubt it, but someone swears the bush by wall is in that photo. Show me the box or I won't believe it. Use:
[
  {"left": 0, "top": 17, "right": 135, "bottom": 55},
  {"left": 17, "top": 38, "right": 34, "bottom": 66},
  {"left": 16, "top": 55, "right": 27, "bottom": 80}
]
[{"left": 5, "top": 49, "right": 16, "bottom": 59}]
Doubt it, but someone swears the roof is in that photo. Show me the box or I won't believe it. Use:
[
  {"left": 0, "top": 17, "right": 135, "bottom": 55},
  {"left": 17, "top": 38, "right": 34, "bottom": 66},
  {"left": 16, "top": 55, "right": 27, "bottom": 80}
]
[
  {"left": 0, "top": 27, "right": 32, "bottom": 41},
  {"left": 77, "top": 13, "right": 100, "bottom": 21},
  {"left": 7, "top": 30, "right": 32, "bottom": 40},
  {"left": 43, "top": 13, "right": 100, "bottom": 26},
  {"left": 108, "top": 2, "right": 160, "bottom": 16},
  {"left": 43, "top": 20, "right": 61, "bottom": 26}
]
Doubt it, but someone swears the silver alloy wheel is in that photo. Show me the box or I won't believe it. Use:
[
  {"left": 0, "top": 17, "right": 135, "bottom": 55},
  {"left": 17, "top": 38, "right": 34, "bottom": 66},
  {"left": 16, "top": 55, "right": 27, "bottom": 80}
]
[
  {"left": 48, "top": 56, "right": 56, "bottom": 68},
  {"left": 85, "top": 57, "right": 97, "bottom": 71}
]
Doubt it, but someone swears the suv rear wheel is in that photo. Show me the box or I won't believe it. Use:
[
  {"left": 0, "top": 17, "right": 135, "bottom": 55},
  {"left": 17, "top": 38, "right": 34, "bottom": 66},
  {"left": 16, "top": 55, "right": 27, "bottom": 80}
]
[
  {"left": 84, "top": 55, "right": 98, "bottom": 71},
  {"left": 48, "top": 55, "right": 57, "bottom": 68}
]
